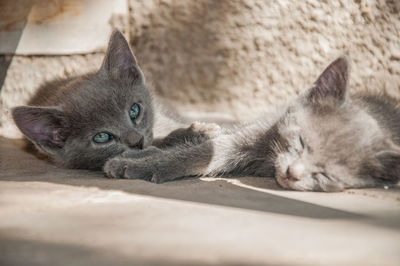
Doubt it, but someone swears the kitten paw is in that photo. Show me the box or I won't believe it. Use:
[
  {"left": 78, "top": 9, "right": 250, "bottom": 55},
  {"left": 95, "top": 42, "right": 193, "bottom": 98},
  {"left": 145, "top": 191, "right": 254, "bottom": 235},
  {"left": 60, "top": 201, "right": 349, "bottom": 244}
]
[
  {"left": 104, "top": 158, "right": 127, "bottom": 179},
  {"left": 190, "top": 121, "right": 221, "bottom": 138},
  {"left": 104, "top": 157, "right": 155, "bottom": 180}
]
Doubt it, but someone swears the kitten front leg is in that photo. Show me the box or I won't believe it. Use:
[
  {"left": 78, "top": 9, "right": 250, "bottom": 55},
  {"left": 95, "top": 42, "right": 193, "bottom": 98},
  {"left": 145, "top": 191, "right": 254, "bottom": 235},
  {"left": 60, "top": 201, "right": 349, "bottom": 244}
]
[
  {"left": 104, "top": 156, "right": 192, "bottom": 183},
  {"left": 120, "top": 146, "right": 162, "bottom": 159},
  {"left": 105, "top": 156, "right": 177, "bottom": 183},
  {"left": 104, "top": 140, "right": 216, "bottom": 182},
  {"left": 104, "top": 157, "right": 155, "bottom": 181},
  {"left": 153, "top": 122, "right": 221, "bottom": 148},
  {"left": 104, "top": 146, "right": 162, "bottom": 181},
  {"left": 104, "top": 132, "right": 248, "bottom": 183}
]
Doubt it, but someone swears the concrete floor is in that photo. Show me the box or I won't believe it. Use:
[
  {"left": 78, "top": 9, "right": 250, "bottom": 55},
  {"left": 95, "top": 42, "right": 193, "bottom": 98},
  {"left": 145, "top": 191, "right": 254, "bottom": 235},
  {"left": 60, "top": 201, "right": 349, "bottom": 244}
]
[{"left": 1, "top": 136, "right": 399, "bottom": 266}]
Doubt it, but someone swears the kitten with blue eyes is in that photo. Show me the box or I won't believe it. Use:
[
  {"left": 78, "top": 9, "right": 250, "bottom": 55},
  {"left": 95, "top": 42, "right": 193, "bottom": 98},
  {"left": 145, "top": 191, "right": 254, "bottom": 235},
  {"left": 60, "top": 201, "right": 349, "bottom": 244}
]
[
  {"left": 11, "top": 30, "right": 214, "bottom": 170},
  {"left": 105, "top": 55, "right": 400, "bottom": 191}
]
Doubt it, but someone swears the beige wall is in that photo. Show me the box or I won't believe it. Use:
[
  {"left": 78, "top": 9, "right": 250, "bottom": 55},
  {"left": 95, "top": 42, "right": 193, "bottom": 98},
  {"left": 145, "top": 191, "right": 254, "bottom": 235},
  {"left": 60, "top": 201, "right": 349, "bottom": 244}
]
[{"left": 128, "top": 0, "right": 400, "bottom": 118}]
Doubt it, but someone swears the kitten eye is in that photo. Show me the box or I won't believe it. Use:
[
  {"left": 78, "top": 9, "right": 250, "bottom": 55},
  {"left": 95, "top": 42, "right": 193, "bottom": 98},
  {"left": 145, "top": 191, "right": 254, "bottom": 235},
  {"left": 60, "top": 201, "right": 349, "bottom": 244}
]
[
  {"left": 129, "top": 103, "right": 140, "bottom": 120},
  {"left": 93, "top": 132, "right": 113, "bottom": 143}
]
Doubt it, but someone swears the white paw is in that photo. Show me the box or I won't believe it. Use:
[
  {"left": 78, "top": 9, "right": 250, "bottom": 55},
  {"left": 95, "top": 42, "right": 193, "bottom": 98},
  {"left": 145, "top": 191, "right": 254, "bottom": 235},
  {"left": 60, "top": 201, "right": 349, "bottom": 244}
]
[{"left": 190, "top": 121, "right": 221, "bottom": 138}]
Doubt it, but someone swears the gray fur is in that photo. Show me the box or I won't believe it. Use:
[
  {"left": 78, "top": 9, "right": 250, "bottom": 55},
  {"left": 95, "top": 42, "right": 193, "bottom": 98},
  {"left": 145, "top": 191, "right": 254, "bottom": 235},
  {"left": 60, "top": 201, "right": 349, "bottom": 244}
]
[
  {"left": 12, "top": 30, "right": 207, "bottom": 170},
  {"left": 105, "top": 55, "right": 400, "bottom": 191}
]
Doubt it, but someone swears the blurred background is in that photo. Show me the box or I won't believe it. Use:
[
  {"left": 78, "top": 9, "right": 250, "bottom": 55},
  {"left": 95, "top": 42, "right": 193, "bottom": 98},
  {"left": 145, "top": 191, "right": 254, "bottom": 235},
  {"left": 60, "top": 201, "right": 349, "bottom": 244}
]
[{"left": 0, "top": 0, "right": 399, "bottom": 138}]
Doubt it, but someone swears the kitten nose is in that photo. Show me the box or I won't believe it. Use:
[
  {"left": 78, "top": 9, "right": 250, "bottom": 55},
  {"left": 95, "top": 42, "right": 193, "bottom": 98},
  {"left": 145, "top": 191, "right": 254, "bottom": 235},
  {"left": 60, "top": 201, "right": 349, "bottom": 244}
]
[
  {"left": 286, "top": 162, "right": 305, "bottom": 181},
  {"left": 125, "top": 132, "right": 144, "bottom": 149}
]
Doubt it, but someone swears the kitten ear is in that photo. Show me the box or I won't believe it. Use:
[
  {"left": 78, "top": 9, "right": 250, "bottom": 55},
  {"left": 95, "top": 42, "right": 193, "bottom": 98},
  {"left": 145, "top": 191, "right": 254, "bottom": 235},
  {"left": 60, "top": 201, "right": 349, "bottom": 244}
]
[
  {"left": 307, "top": 55, "right": 350, "bottom": 108},
  {"left": 12, "top": 106, "right": 68, "bottom": 154},
  {"left": 373, "top": 150, "right": 400, "bottom": 183},
  {"left": 100, "top": 29, "right": 144, "bottom": 84}
]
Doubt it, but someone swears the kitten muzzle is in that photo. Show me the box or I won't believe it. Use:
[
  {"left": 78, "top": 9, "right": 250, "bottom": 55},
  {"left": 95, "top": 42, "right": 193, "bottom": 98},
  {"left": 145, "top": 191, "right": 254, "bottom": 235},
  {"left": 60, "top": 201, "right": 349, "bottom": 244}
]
[{"left": 125, "top": 132, "right": 144, "bottom": 149}]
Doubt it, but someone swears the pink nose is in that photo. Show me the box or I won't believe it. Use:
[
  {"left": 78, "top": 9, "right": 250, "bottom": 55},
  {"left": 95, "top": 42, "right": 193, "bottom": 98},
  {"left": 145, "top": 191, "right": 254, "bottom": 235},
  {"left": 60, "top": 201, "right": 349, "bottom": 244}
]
[{"left": 286, "top": 162, "right": 306, "bottom": 181}]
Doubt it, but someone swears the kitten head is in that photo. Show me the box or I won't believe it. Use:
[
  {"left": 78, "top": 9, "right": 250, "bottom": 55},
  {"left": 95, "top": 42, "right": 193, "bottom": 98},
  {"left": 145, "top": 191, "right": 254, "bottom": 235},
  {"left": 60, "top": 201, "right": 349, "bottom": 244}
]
[
  {"left": 12, "top": 30, "right": 154, "bottom": 170},
  {"left": 273, "top": 55, "right": 400, "bottom": 191}
]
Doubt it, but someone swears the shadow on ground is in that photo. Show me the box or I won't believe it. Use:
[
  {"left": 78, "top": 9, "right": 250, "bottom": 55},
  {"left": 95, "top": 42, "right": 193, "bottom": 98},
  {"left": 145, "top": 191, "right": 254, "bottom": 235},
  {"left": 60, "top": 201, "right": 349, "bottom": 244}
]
[{"left": 0, "top": 136, "right": 370, "bottom": 220}]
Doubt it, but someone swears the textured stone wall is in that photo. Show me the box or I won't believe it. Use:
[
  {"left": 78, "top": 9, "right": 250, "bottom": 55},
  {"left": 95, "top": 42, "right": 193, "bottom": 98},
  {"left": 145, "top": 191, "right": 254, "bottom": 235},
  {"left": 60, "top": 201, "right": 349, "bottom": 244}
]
[
  {"left": 129, "top": 0, "right": 400, "bottom": 118},
  {"left": 1, "top": 0, "right": 399, "bottom": 137}
]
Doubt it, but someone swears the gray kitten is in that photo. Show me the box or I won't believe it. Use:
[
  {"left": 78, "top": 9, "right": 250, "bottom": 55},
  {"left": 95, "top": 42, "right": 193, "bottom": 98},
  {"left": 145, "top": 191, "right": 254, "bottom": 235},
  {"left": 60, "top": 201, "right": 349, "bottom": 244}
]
[
  {"left": 12, "top": 30, "right": 209, "bottom": 170},
  {"left": 105, "top": 55, "right": 400, "bottom": 191}
]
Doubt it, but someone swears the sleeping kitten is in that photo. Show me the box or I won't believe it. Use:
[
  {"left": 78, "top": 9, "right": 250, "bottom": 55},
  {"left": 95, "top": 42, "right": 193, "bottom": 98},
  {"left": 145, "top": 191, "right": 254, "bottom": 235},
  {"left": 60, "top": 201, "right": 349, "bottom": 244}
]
[
  {"left": 11, "top": 30, "right": 212, "bottom": 170},
  {"left": 105, "top": 55, "right": 400, "bottom": 191}
]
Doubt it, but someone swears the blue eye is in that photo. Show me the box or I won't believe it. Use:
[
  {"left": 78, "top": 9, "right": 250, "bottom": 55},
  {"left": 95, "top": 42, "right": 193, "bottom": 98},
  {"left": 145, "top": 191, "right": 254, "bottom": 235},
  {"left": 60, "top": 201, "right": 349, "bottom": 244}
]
[
  {"left": 93, "top": 132, "right": 112, "bottom": 143},
  {"left": 129, "top": 103, "right": 140, "bottom": 120}
]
